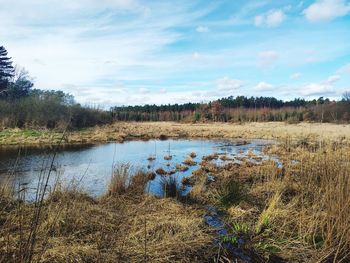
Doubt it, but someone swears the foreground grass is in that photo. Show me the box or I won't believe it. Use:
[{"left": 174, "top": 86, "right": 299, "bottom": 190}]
[
  {"left": 1, "top": 121, "right": 350, "bottom": 145},
  {"left": 0, "top": 171, "right": 214, "bottom": 263},
  {"left": 1, "top": 126, "right": 350, "bottom": 262},
  {"left": 189, "top": 140, "right": 350, "bottom": 262}
]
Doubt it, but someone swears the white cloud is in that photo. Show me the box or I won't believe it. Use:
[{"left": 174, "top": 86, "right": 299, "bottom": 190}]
[
  {"left": 299, "top": 83, "right": 334, "bottom": 96},
  {"left": 254, "top": 10, "right": 286, "bottom": 27},
  {"left": 298, "top": 75, "right": 340, "bottom": 96},
  {"left": 327, "top": 75, "right": 340, "bottom": 83},
  {"left": 196, "top": 26, "right": 209, "bottom": 32},
  {"left": 303, "top": 0, "right": 350, "bottom": 22},
  {"left": 290, "top": 72, "right": 302, "bottom": 80},
  {"left": 138, "top": 87, "right": 150, "bottom": 94},
  {"left": 216, "top": 77, "right": 243, "bottom": 92},
  {"left": 254, "top": 82, "right": 274, "bottom": 91},
  {"left": 159, "top": 88, "right": 167, "bottom": 94},
  {"left": 258, "top": 50, "right": 279, "bottom": 68}
]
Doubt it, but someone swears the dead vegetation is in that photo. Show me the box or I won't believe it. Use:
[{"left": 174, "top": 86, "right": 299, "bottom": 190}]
[
  {"left": 0, "top": 165, "right": 214, "bottom": 263},
  {"left": 188, "top": 140, "right": 350, "bottom": 262},
  {"left": 2, "top": 122, "right": 350, "bottom": 146},
  {"left": 1, "top": 124, "right": 350, "bottom": 262}
]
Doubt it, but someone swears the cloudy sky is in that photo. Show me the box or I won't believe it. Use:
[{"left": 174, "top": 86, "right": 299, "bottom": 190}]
[{"left": 1, "top": 0, "right": 350, "bottom": 106}]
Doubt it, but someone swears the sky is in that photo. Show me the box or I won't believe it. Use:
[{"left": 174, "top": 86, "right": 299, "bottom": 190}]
[{"left": 1, "top": 0, "right": 350, "bottom": 106}]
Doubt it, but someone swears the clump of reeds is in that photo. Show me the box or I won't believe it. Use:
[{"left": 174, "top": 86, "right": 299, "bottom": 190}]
[
  {"left": 182, "top": 158, "right": 197, "bottom": 166},
  {"left": 176, "top": 164, "right": 189, "bottom": 172},
  {"left": 107, "top": 164, "right": 149, "bottom": 196},
  {"left": 155, "top": 168, "right": 167, "bottom": 175},
  {"left": 202, "top": 153, "right": 219, "bottom": 161},
  {"left": 160, "top": 176, "right": 181, "bottom": 198},
  {"left": 164, "top": 155, "right": 172, "bottom": 161},
  {"left": 147, "top": 155, "right": 156, "bottom": 161},
  {"left": 189, "top": 152, "right": 197, "bottom": 158},
  {"left": 107, "top": 163, "right": 130, "bottom": 195}
]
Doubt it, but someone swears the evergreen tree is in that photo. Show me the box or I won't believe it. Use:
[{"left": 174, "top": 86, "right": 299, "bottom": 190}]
[{"left": 0, "top": 46, "right": 14, "bottom": 93}]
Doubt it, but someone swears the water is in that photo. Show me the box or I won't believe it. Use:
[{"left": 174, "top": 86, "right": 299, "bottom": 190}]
[{"left": 0, "top": 139, "right": 276, "bottom": 200}]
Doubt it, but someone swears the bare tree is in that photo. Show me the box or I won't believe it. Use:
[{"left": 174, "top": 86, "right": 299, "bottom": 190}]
[{"left": 342, "top": 91, "right": 350, "bottom": 101}]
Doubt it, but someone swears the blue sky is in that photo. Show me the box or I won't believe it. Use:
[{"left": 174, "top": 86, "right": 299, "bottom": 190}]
[{"left": 1, "top": 0, "right": 350, "bottom": 106}]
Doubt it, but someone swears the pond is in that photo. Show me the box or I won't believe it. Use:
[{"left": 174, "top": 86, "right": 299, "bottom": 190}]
[{"left": 0, "top": 139, "right": 277, "bottom": 200}]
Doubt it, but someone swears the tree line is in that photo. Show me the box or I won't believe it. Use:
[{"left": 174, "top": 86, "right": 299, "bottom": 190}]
[
  {"left": 111, "top": 95, "right": 350, "bottom": 123},
  {"left": 1, "top": 45, "right": 350, "bottom": 129},
  {"left": 0, "top": 46, "right": 112, "bottom": 129}
]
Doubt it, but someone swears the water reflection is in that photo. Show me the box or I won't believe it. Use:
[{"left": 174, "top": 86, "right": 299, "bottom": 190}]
[{"left": 0, "top": 139, "right": 276, "bottom": 200}]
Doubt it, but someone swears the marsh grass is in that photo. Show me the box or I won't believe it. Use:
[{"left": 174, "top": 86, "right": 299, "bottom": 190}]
[
  {"left": 182, "top": 158, "right": 197, "bottom": 166},
  {"left": 217, "top": 142, "right": 350, "bottom": 261},
  {"left": 107, "top": 164, "right": 151, "bottom": 196},
  {"left": 0, "top": 167, "right": 215, "bottom": 263},
  {"left": 2, "top": 123, "right": 350, "bottom": 262},
  {"left": 219, "top": 179, "right": 243, "bottom": 209},
  {"left": 159, "top": 176, "right": 182, "bottom": 199}
]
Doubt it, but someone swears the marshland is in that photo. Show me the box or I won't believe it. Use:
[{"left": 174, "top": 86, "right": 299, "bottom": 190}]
[
  {"left": 2, "top": 0, "right": 350, "bottom": 262},
  {"left": 1, "top": 123, "right": 350, "bottom": 262}
]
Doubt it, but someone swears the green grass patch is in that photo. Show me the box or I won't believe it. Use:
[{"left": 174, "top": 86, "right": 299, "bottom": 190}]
[
  {"left": 219, "top": 179, "right": 243, "bottom": 208},
  {"left": 22, "top": 129, "right": 42, "bottom": 137}
]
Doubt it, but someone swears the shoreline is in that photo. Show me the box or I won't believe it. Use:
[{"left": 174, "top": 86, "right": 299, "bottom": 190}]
[{"left": 1, "top": 121, "right": 350, "bottom": 146}]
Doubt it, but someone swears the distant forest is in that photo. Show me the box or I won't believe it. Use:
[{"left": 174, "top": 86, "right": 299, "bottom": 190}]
[
  {"left": 1, "top": 45, "right": 350, "bottom": 129},
  {"left": 111, "top": 95, "right": 350, "bottom": 123}
]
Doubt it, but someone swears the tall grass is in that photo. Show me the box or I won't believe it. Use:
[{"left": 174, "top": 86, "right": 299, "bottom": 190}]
[
  {"left": 251, "top": 142, "right": 350, "bottom": 261},
  {"left": 0, "top": 165, "right": 214, "bottom": 262},
  {"left": 159, "top": 176, "right": 182, "bottom": 199},
  {"left": 107, "top": 163, "right": 150, "bottom": 196}
]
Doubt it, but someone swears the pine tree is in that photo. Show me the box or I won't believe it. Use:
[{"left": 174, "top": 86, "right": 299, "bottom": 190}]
[{"left": 0, "top": 46, "right": 15, "bottom": 93}]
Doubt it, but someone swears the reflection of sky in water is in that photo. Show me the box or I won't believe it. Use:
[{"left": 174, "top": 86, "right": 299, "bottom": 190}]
[{"left": 0, "top": 139, "right": 278, "bottom": 200}]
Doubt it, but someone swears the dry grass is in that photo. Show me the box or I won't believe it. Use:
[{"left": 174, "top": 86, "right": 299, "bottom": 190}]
[
  {"left": 176, "top": 164, "right": 189, "bottom": 172},
  {"left": 2, "top": 122, "right": 350, "bottom": 262},
  {"left": 0, "top": 167, "right": 215, "bottom": 263},
  {"left": 2, "top": 122, "right": 350, "bottom": 146},
  {"left": 192, "top": 141, "right": 350, "bottom": 262},
  {"left": 81, "top": 122, "right": 350, "bottom": 143},
  {"left": 182, "top": 158, "right": 197, "bottom": 166}
]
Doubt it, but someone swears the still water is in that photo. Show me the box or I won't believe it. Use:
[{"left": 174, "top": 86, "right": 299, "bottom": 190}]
[{"left": 0, "top": 139, "right": 276, "bottom": 200}]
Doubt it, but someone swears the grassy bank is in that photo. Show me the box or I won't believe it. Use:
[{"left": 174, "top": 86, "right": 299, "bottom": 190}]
[
  {"left": 188, "top": 140, "right": 350, "bottom": 262},
  {"left": 1, "top": 125, "right": 349, "bottom": 262},
  {"left": 1, "top": 121, "right": 350, "bottom": 146},
  {"left": 0, "top": 169, "right": 215, "bottom": 263}
]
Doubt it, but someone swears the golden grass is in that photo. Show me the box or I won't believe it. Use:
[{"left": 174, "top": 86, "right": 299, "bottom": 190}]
[
  {"left": 83, "top": 122, "right": 350, "bottom": 143},
  {"left": 0, "top": 178, "right": 214, "bottom": 263},
  {"left": 182, "top": 158, "right": 197, "bottom": 166},
  {"left": 1, "top": 123, "right": 350, "bottom": 262},
  {"left": 193, "top": 142, "right": 350, "bottom": 262},
  {"left": 2, "top": 121, "right": 350, "bottom": 145}
]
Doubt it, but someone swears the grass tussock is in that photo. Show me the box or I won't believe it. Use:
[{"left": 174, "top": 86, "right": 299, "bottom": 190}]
[
  {"left": 182, "top": 158, "right": 197, "bottom": 166},
  {"left": 159, "top": 176, "right": 182, "bottom": 199}
]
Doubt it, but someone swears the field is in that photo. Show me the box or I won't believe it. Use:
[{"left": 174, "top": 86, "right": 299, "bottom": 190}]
[
  {"left": 0, "top": 122, "right": 349, "bottom": 262},
  {"left": 1, "top": 122, "right": 350, "bottom": 145}
]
